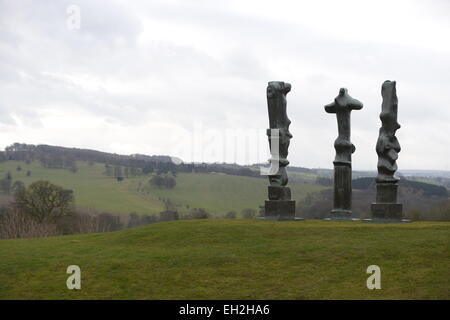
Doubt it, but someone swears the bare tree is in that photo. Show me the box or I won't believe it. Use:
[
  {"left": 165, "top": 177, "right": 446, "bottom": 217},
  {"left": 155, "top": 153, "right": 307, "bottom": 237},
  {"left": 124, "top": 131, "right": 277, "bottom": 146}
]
[{"left": 14, "top": 180, "right": 74, "bottom": 222}]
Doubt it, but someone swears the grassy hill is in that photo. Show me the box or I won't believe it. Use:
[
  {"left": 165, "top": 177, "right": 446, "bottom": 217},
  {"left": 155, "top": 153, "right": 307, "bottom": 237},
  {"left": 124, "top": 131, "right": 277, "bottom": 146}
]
[
  {"left": 0, "top": 160, "right": 165, "bottom": 214},
  {"left": 0, "top": 160, "right": 325, "bottom": 216},
  {"left": 0, "top": 219, "right": 448, "bottom": 299}
]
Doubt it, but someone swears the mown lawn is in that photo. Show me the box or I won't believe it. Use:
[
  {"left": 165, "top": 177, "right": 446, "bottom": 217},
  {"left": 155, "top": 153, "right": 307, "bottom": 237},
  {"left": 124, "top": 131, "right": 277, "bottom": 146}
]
[{"left": 0, "top": 219, "right": 448, "bottom": 299}]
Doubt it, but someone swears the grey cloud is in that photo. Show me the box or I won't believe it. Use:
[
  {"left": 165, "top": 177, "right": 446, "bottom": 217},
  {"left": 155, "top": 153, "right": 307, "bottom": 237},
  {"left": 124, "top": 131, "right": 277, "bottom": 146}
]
[{"left": 0, "top": 0, "right": 449, "bottom": 169}]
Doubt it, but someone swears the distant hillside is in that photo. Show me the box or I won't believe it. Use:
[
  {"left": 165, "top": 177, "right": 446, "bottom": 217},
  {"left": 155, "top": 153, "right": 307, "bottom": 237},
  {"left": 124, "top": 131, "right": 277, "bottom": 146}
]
[
  {"left": 2, "top": 143, "right": 262, "bottom": 179},
  {"left": 3, "top": 143, "right": 450, "bottom": 185},
  {"left": 400, "top": 170, "right": 450, "bottom": 179},
  {"left": 0, "top": 160, "right": 324, "bottom": 217},
  {"left": 2, "top": 142, "right": 175, "bottom": 166},
  {"left": 353, "top": 177, "right": 449, "bottom": 198}
]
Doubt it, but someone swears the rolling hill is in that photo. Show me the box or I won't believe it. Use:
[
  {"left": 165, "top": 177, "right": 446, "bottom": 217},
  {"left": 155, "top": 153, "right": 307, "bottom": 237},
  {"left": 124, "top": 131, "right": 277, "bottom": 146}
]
[
  {"left": 0, "top": 160, "right": 325, "bottom": 216},
  {"left": 0, "top": 219, "right": 448, "bottom": 299}
]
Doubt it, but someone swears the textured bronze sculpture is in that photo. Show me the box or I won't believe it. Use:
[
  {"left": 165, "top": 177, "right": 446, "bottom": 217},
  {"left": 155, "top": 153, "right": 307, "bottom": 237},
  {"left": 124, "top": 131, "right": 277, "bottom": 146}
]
[
  {"left": 325, "top": 88, "right": 363, "bottom": 220},
  {"left": 264, "top": 81, "right": 296, "bottom": 220},
  {"left": 370, "top": 80, "right": 404, "bottom": 220}
]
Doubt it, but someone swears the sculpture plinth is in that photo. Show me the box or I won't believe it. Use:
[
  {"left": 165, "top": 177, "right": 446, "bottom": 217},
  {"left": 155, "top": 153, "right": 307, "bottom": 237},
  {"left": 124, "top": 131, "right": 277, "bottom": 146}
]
[
  {"left": 368, "top": 80, "right": 408, "bottom": 222},
  {"left": 325, "top": 88, "right": 363, "bottom": 220},
  {"left": 264, "top": 81, "right": 297, "bottom": 221}
]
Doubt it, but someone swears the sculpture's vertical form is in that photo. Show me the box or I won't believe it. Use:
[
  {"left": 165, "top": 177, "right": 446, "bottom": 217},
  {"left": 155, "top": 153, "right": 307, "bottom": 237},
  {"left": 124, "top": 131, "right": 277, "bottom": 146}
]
[
  {"left": 325, "top": 88, "right": 363, "bottom": 220},
  {"left": 264, "top": 81, "right": 296, "bottom": 220},
  {"left": 370, "top": 80, "right": 404, "bottom": 220}
]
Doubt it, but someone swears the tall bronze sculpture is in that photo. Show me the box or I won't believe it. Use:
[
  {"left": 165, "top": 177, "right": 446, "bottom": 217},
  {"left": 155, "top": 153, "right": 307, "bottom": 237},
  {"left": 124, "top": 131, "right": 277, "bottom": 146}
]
[
  {"left": 264, "top": 81, "right": 296, "bottom": 220},
  {"left": 325, "top": 88, "right": 363, "bottom": 220},
  {"left": 370, "top": 80, "right": 405, "bottom": 221}
]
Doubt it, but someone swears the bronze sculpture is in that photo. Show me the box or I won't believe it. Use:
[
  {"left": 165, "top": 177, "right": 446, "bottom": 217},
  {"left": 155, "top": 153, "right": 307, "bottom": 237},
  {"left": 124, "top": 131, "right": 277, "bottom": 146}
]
[
  {"left": 370, "top": 80, "right": 405, "bottom": 221},
  {"left": 264, "top": 81, "right": 296, "bottom": 220},
  {"left": 325, "top": 88, "right": 363, "bottom": 220}
]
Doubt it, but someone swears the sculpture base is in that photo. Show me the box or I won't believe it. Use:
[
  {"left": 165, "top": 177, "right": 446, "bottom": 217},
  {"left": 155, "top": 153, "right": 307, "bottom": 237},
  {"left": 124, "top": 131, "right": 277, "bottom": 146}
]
[
  {"left": 264, "top": 200, "right": 296, "bottom": 220},
  {"left": 324, "top": 217, "right": 360, "bottom": 222},
  {"left": 328, "top": 209, "right": 353, "bottom": 221},
  {"left": 362, "top": 218, "right": 411, "bottom": 224},
  {"left": 371, "top": 203, "right": 403, "bottom": 220},
  {"left": 257, "top": 216, "right": 304, "bottom": 221}
]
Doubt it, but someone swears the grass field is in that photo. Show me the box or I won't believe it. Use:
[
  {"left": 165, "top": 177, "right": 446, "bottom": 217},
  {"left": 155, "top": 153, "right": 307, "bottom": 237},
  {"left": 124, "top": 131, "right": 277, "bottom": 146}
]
[
  {"left": 0, "top": 160, "right": 165, "bottom": 214},
  {"left": 0, "top": 219, "right": 448, "bottom": 299},
  {"left": 0, "top": 160, "right": 325, "bottom": 216},
  {"left": 136, "top": 171, "right": 324, "bottom": 216}
]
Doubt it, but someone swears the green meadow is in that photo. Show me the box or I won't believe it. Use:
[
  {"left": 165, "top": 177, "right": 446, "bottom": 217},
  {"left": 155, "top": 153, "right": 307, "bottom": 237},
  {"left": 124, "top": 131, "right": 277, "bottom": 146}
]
[
  {"left": 0, "top": 219, "right": 448, "bottom": 299},
  {"left": 0, "top": 160, "right": 325, "bottom": 216},
  {"left": 0, "top": 161, "right": 164, "bottom": 214}
]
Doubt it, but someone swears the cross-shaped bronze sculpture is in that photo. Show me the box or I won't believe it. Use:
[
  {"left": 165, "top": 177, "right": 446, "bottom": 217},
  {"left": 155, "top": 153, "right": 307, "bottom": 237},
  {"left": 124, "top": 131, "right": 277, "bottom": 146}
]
[{"left": 325, "top": 88, "right": 363, "bottom": 220}]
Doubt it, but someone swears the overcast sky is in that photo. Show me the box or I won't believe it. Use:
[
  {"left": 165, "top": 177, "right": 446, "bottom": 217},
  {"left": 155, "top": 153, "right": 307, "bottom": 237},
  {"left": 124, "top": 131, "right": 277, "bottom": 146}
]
[{"left": 1, "top": 0, "right": 449, "bottom": 170}]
